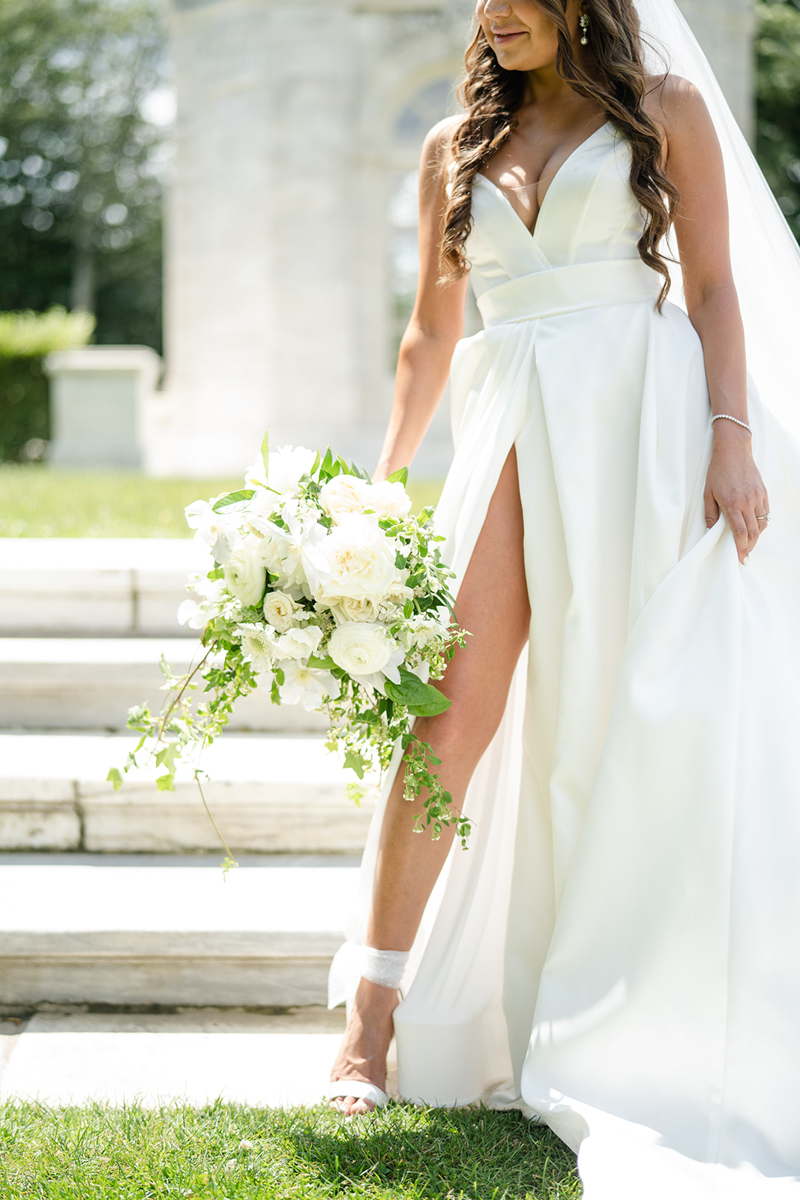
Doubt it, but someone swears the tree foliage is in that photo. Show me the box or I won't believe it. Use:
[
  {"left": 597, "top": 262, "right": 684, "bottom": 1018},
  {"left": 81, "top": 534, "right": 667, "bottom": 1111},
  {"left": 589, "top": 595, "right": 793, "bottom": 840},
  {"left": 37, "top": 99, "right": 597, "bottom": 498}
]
[
  {"left": 0, "top": 0, "right": 169, "bottom": 350},
  {"left": 756, "top": 0, "right": 800, "bottom": 241}
]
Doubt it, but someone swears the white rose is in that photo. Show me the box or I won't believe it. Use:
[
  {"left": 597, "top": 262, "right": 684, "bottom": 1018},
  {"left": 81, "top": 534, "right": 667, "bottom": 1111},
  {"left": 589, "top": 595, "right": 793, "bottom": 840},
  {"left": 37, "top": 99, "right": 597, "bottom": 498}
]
[
  {"left": 315, "top": 515, "right": 398, "bottom": 602},
  {"left": 263, "top": 590, "right": 303, "bottom": 632},
  {"left": 328, "top": 622, "right": 397, "bottom": 678},
  {"left": 224, "top": 545, "right": 267, "bottom": 607},
  {"left": 328, "top": 595, "right": 382, "bottom": 624},
  {"left": 275, "top": 624, "right": 324, "bottom": 661},
  {"left": 362, "top": 480, "right": 412, "bottom": 521},
  {"left": 319, "top": 475, "right": 368, "bottom": 524}
]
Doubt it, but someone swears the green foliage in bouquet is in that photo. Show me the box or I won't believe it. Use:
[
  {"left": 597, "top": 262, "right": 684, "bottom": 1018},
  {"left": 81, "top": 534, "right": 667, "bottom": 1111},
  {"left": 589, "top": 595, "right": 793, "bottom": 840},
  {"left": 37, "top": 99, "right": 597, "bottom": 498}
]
[{"left": 108, "top": 434, "right": 471, "bottom": 858}]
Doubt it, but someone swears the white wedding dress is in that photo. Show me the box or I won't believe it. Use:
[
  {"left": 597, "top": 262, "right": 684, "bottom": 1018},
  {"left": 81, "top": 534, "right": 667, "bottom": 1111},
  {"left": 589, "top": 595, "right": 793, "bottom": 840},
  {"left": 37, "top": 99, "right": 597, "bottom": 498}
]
[{"left": 330, "top": 121, "right": 800, "bottom": 1197}]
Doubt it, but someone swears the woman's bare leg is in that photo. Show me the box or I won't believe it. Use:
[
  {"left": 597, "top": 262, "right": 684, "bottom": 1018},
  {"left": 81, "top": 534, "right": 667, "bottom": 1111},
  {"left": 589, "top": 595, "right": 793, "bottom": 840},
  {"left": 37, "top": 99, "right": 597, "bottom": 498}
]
[{"left": 330, "top": 448, "right": 530, "bottom": 1113}]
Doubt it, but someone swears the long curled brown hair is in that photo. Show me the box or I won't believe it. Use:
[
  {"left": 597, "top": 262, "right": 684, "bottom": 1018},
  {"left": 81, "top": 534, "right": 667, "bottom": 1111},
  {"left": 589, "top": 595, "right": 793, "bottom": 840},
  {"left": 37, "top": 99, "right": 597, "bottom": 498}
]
[{"left": 440, "top": 0, "right": 678, "bottom": 308}]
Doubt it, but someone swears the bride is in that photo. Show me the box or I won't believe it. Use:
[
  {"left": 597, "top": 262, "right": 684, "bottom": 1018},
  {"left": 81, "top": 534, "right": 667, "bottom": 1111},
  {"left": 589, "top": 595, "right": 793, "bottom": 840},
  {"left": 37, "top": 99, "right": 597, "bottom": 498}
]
[{"left": 327, "top": 0, "right": 800, "bottom": 1194}]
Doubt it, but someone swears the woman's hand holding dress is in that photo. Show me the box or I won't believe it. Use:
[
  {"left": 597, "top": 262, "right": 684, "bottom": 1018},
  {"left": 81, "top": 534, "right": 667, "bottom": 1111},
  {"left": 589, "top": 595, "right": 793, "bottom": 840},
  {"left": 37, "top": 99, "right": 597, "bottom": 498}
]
[{"left": 704, "top": 422, "right": 770, "bottom": 563}]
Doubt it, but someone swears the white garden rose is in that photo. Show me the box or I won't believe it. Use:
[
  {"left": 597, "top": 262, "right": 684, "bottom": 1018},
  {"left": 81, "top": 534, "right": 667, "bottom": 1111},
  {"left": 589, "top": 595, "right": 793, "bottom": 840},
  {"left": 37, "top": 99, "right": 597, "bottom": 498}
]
[
  {"left": 314, "top": 515, "right": 398, "bottom": 602},
  {"left": 319, "top": 475, "right": 368, "bottom": 524},
  {"left": 363, "top": 480, "right": 412, "bottom": 520},
  {"left": 328, "top": 622, "right": 397, "bottom": 678},
  {"left": 275, "top": 624, "right": 324, "bottom": 661},
  {"left": 263, "top": 590, "right": 303, "bottom": 633},
  {"left": 327, "top": 595, "right": 382, "bottom": 624},
  {"left": 224, "top": 544, "right": 267, "bottom": 607}
]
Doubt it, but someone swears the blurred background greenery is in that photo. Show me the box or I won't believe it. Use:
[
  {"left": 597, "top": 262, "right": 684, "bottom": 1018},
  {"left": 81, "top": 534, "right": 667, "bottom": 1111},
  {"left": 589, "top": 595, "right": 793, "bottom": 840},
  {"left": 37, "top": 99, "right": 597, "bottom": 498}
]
[
  {"left": 0, "top": 0, "right": 797, "bottom": 535},
  {"left": 0, "top": 467, "right": 444, "bottom": 537}
]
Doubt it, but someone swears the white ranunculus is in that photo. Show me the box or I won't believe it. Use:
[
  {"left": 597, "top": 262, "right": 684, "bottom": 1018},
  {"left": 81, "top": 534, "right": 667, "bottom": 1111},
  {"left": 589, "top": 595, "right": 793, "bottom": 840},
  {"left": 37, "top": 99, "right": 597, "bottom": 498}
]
[
  {"left": 263, "top": 590, "right": 303, "bottom": 633},
  {"left": 276, "top": 661, "right": 340, "bottom": 712},
  {"left": 224, "top": 544, "right": 267, "bottom": 607},
  {"left": 362, "top": 480, "right": 412, "bottom": 520},
  {"left": 246, "top": 445, "right": 316, "bottom": 496},
  {"left": 328, "top": 595, "right": 382, "bottom": 624},
  {"left": 274, "top": 624, "right": 324, "bottom": 661},
  {"left": 328, "top": 622, "right": 396, "bottom": 678},
  {"left": 238, "top": 623, "right": 278, "bottom": 672},
  {"left": 319, "top": 475, "right": 368, "bottom": 524},
  {"left": 314, "top": 515, "right": 398, "bottom": 602}
]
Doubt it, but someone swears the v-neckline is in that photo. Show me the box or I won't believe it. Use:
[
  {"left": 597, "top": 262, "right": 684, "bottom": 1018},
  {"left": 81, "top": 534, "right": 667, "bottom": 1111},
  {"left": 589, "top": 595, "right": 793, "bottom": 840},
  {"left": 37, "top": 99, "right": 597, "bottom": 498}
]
[{"left": 475, "top": 121, "right": 613, "bottom": 242}]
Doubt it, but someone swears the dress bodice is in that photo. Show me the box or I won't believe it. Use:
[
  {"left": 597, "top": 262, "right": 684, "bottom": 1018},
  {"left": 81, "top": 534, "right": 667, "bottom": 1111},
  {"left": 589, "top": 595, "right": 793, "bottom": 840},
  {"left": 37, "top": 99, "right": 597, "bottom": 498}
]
[{"left": 466, "top": 123, "right": 643, "bottom": 299}]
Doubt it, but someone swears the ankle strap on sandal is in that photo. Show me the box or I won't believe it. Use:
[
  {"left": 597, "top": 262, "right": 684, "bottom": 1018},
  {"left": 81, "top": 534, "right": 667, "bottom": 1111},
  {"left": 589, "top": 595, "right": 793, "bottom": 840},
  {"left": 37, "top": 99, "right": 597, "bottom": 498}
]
[{"left": 361, "top": 946, "right": 410, "bottom": 990}]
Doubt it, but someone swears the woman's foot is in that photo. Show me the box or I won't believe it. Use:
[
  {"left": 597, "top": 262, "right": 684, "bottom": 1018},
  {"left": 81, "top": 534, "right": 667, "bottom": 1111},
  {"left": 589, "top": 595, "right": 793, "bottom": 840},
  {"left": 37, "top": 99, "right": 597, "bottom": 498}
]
[{"left": 329, "top": 977, "right": 400, "bottom": 1115}]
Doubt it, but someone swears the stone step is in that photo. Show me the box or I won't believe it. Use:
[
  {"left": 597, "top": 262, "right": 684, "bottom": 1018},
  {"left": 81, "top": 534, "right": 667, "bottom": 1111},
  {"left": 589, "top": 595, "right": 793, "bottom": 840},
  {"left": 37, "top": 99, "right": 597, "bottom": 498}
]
[
  {"left": 0, "top": 1007, "right": 349, "bottom": 1107},
  {"left": 0, "top": 853, "right": 358, "bottom": 1009},
  {"left": 0, "top": 538, "right": 208, "bottom": 637},
  {"left": 0, "top": 733, "right": 375, "bottom": 854},
  {"left": 0, "top": 638, "right": 325, "bottom": 733}
]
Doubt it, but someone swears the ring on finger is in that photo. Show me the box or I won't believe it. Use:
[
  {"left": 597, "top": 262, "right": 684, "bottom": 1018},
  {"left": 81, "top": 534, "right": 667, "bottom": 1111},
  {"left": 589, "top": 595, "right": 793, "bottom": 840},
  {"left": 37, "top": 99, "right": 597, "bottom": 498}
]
[{"left": 756, "top": 512, "right": 771, "bottom": 524}]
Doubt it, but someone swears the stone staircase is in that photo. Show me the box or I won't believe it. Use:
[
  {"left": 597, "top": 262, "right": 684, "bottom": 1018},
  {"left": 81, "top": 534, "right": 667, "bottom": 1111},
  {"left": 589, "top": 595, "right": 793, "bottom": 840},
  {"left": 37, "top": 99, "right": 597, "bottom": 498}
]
[{"left": 0, "top": 539, "right": 371, "bottom": 1012}]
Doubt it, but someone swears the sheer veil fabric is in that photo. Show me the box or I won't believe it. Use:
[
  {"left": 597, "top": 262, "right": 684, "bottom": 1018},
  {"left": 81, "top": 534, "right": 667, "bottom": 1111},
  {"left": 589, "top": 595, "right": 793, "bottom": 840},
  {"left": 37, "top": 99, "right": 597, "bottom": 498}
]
[
  {"left": 634, "top": 0, "right": 800, "bottom": 444},
  {"left": 328, "top": 3, "right": 800, "bottom": 1196}
]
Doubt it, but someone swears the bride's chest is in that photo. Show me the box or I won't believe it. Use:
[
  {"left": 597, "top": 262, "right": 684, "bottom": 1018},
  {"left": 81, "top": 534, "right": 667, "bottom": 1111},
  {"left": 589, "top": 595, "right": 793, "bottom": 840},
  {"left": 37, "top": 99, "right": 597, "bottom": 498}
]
[{"left": 466, "top": 129, "right": 645, "bottom": 277}]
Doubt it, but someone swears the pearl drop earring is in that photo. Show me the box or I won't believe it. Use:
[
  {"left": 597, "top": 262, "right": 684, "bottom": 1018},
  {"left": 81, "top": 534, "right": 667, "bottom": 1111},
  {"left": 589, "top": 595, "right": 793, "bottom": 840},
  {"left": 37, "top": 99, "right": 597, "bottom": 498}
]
[{"left": 579, "top": 12, "right": 590, "bottom": 44}]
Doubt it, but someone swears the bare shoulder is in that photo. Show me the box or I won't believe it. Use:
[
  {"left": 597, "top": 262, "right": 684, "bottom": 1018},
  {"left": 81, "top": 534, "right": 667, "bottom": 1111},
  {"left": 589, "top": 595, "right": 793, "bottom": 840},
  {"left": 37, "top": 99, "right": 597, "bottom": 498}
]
[
  {"left": 420, "top": 115, "right": 463, "bottom": 184},
  {"left": 643, "top": 72, "right": 715, "bottom": 144}
]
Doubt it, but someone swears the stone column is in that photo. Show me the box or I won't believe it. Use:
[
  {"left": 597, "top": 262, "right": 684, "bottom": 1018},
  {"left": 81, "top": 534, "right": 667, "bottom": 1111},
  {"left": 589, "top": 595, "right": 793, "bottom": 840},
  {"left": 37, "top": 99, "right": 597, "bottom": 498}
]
[
  {"left": 158, "top": 0, "right": 363, "bottom": 477},
  {"left": 676, "top": 0, "right": 756, "bottom": 141}
]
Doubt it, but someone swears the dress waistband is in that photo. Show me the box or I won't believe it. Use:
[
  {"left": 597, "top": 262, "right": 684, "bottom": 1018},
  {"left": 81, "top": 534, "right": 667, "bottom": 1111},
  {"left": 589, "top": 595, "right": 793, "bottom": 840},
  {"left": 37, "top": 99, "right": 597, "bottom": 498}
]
[{"left": 477, "top": 259, "right": 662, "bottom": 326}]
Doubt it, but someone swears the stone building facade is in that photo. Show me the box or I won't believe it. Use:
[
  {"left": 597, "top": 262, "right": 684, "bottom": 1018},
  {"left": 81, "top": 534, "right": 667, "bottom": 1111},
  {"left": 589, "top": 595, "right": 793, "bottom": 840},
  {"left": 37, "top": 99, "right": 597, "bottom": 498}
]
[{"left": 148, "top": 0, "right": 755, "bottom": 478}]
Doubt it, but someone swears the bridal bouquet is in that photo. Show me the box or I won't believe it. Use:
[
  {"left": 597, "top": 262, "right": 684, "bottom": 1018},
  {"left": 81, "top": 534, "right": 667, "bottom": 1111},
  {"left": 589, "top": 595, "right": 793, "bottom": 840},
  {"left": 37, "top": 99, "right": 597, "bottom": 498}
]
[{"left": 108, "top": 436, "right": 470, "bottom": 856}]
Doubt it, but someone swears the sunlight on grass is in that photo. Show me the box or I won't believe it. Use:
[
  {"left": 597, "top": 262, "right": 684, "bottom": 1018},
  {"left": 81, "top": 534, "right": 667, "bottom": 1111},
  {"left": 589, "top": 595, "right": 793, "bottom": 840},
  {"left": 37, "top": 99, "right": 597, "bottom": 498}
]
[
  {"left": 0, "top": 1100, "right": 581, "bottom": 1199},
  {"left": 0, "top": 467, "right": 444, "bottom": 539}
]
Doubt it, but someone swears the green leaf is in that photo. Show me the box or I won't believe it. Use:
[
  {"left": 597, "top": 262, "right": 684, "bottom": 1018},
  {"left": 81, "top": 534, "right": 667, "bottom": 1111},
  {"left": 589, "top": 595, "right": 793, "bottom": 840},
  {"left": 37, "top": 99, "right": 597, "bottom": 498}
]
[
  {"left": 384, "top": 667, "right": 451, "bottom": 717},
  {"left": 155, "top": 744, "right": 180, "bottom": 774},
  {"left": 156, "top": 772, "right": 176, "bottom": 792},
  {"left": 346, "top": 780, "right": 367, "bottom": 807},
  {"left": 212, "top": 489, "right": 255, "bottom": 512},
  {"left": 106, "top": 767, "right": 123, "bottom": 791},
  {"left": 343, "top": 749, "right": 371, "bottom": 779},
  {"left": 387, "top": 466, "right": 409, "bottom": 486},
  {"left": 307, "top": 654, "right": 337, "bottom": 671},
  {"left": 260, "top": 429, "right": 270, "bottom": 477}
]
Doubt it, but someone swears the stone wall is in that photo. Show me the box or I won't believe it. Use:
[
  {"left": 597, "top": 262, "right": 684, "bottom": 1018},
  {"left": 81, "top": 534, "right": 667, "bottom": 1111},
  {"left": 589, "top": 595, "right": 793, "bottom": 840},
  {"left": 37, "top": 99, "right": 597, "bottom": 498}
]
[{"left": 153, "top": 0, "right": 754, "bottom": 478}]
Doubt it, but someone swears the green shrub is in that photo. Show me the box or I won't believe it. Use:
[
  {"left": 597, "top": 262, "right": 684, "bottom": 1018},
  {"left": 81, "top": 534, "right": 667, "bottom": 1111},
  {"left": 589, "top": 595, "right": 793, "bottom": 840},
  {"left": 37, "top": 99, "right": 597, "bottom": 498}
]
[{"left": 0, "top": 307, "right": 95, "bottom": 462}]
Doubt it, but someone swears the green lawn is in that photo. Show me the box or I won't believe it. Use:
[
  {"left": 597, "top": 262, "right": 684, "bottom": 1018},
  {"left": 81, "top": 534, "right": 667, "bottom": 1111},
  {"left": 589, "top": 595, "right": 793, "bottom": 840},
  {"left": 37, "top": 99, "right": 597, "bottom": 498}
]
[
  {"left": 0, "top": 467, "right": 444, "bottom": 539},
  {"left": 0, "top": 1101, "right": 581, "bottom": 1199}
]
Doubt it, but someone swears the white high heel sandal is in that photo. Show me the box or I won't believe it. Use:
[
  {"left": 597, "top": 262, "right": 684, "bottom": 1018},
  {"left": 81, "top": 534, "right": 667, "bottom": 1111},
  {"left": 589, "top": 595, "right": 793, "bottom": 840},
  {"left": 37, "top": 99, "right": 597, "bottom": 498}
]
[{"left": 326, "top": 945, "right": 409, "bottom": 1112}]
